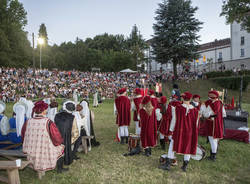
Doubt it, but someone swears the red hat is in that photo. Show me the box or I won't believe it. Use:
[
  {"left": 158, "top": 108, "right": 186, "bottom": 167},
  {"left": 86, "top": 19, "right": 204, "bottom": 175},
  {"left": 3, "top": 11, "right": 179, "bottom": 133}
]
[
  {"left": 160, "top": 96, "right": 167, "bottom": 104},
  {"left": 193, "top": 94, "right": 200, "bottom": 99},
  {"left": 134, "top": 88, "right": 141, "bottom": 95},
  {"left": 118, "top": 88, "right": 126, "bottom": 95},
  {"left": 149, "top": 89, "right": 155, "bottom": 96},
  {"left": 181, "top": 92, "right": 192, "bottom": 101},
  {"left": 208, "top": 90, "right": 219, "bottom": 99},
  {"left": 172, "top": 94, "right": 178, "bottom": 99},
  {"left": 142, "top": 96, "right": 151, "bottom": 105},
  {"left": 33, "top": 101, "right": 48, "bottom": 114}
]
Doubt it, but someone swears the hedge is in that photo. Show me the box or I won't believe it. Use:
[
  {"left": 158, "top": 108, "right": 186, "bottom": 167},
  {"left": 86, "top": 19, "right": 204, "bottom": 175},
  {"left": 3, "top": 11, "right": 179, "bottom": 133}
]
[
  {"left": 206, "top": 70, "right": 250, "bottom": 79},
  {"left": 212, "top": 76, "right": 250, "bottom": 91}
]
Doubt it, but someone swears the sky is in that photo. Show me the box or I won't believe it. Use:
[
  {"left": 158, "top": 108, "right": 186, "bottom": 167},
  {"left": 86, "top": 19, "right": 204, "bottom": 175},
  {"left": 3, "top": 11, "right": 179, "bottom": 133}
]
[{"left": 19, "top": 0, "right": 230, "bottom": 46}]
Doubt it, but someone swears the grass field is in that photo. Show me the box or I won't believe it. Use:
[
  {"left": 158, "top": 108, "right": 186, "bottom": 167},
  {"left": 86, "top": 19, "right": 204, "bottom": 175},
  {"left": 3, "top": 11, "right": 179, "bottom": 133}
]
[{"left": 1, "top": 80, "right": 250, "bottom": 184}]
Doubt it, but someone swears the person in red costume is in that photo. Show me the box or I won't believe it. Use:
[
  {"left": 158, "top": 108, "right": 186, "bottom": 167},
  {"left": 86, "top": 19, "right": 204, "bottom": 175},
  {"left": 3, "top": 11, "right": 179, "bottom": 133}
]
[
  {"left": 169, "top": 94, "right": 182, "bottom": 107},
  {"left": 202, "top": 90, "right": 226, "bottom": 161},
  {"left": 191, "top": 94, "right": 201, "bottom": 110},
  {"left": 139, "top": 96, "right": 160, "bottom": 156},
  {"left": 148, "top": 89, "right": 158, "bottom": 108},
  {"left": 158, "top": 96, "right": 172, "bottom": 150},
  {"left": 159, "top": 92, "right": 199, "bottom": 172},
  {"left": 22, "top": 101, "right": 66, "bottom": 173},
  {"left": 131, "top": 88, "right": 143, "bottom": 135},
  {"left": 114, "top": 88, "right": 131, "bottom": 144}
]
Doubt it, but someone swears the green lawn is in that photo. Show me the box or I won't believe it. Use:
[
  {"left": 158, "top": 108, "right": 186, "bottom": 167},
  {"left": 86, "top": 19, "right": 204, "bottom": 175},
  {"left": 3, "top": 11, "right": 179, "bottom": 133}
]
[{"left": 1, "top": 99, "right": 250, "bottom": 184}]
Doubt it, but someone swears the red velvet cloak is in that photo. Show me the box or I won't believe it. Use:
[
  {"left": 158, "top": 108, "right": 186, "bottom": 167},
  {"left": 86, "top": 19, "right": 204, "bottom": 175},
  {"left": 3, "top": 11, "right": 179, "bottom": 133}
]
[
  {"left": 115, "top": 96, "right": 131, "bottom": 126},
  {"left": 133, "top": 96, "right": 143, "bottom": 121},
  {"left": 139, "top": 108, "right": 157, "bottom": 148},
  {"left": 169, "top": 101, "right": 182, "bottom": 107},
  {"left": 172, "top": 105, "right": 199, "bottom": 155},
  {"left": 159, "top": 104, "right": 172, "bottom": 136},
  {"left": 150, "top": 97, "right": 159, "bottom": 108},
  {"left": 207, "top": 100, "right": 224, "bottom": 139}
]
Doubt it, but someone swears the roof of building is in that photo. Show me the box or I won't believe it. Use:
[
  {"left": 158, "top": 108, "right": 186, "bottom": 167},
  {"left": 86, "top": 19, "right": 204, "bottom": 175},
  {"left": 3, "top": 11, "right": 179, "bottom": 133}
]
[{"left": 198, "top": 38, "right": 231, "bottom": 51}]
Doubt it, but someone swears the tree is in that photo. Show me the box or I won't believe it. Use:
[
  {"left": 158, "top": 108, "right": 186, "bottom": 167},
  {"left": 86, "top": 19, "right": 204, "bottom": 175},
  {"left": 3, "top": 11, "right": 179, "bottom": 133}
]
[
  {"left": 0, "top": 0, "right": 31, "bottom": 67},
  {"left": 221, "top": 0, "right": 250, "bottom": 32},
  {"left": 152, "top": 0, "right": 202, "bottom": 77},
  {"left": 38, "top": 23, "right": 48, "bottom": 45},
  {"left": 127, "top": 24, "right": 147, "bottom": 70}
]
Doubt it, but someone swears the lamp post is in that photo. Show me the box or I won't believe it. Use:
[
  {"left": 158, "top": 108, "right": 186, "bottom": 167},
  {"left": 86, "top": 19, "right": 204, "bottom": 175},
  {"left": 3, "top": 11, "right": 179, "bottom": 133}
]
[{"left": 38, "top": 37, "right": 44, "bottom": 70}]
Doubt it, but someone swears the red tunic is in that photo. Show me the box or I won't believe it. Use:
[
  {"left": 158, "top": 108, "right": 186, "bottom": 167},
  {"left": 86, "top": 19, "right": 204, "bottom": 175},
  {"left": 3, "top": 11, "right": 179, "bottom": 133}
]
[
  {"left": 207, "top": 100, "right": 224, "bottom": 139},
  {"left": 172, "top": 105, "right": 199, "bottom": 155},
  {"left": 159, "top": 104, "right": 172, "bottom": 136},
  {"left": 133, "top": 96, "right": 143, "bottom": 121},
  {"left": 150, "top": 97, "right": 158, "bottom": 108},
  {"left": 139, "top": 108, "right": 157, "bottom": 148},
  {"left": 115, "top": 95, "right": 131, "bottom": 126}
]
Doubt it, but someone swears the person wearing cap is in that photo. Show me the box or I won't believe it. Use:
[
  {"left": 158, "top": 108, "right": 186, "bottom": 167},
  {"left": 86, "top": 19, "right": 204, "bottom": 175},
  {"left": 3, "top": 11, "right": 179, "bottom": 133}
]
[
  {"left": 202, "top": 90, "right": 226, "bottom": 161},
  {"left": 191, "top": 94, "right": 201, "bottom": 110},
  {"left": 114, "top": 88, "right": 131, "bottom": 144},
  {"left": 158, "top": 96, "right": 172, "bottom": 150},
  {"left": 131, "top": 88, "right": 143, "bottom": 135},
  {"left": 139, "top": 96, "right": 161, "bottom": 156},
  {"left": 54, "top": 101, "right": 79, "bottom": 165},
  {"left": 169, "top": 95, "right": 182, "bottom": 107},
  {"left": 159, "top": 92, "right": 199, "bottom": 172},
  {"left": 22, "top": 101, "right": 65, "bottom": 173},
  {"left": 0, "top": 101, "right": 9, "bottom": 142},
  {"left": 148, "top": 89, "right": 158, "bottom": 108}
]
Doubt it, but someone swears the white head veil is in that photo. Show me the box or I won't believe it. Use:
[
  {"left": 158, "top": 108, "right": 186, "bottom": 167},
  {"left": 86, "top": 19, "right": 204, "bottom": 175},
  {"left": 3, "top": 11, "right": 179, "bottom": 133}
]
[
  {"left": 80, "top": 101, "right": 90, "bottom": 136},
  {"left": 13, "top": 104, "right": 26, "bottom": 137}
]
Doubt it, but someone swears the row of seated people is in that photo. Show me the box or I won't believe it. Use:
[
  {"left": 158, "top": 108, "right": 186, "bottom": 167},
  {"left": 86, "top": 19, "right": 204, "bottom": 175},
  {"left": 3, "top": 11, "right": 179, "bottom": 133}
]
[{"left": 0, "top": 98, "right": 100, "bottom": 173}]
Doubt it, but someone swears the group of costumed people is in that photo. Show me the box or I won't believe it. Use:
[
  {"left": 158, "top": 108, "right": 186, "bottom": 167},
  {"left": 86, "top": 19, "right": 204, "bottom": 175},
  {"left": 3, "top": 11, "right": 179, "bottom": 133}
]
[
  {"left": 0, "top": 97, "right": 100, "bottom": 173},
  {"left": 114, "top": 87, "right": 226, "bottom": 172}
]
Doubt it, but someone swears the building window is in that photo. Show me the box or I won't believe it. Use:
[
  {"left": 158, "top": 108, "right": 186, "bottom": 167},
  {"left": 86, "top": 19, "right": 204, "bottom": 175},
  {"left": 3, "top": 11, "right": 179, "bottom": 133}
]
[
  {"left": 240, "top": 49, "right": 245, "bottom": 57},
  {"left": 241, "top": 36, "right": 245, "bottom": 45},
  {"left": 219, "top": 52, "right": 222, "bottom": 59}
]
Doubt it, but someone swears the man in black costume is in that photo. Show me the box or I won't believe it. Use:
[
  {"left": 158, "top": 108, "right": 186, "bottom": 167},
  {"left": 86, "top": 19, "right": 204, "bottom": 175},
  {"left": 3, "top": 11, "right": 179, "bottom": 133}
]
[{"left": 54, "top": 100, "right": 79, "bottom": 165}]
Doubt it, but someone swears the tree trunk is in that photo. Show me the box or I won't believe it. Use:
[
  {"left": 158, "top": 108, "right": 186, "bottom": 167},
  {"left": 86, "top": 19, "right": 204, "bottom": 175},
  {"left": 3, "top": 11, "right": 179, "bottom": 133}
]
[{"left": 173, "top": 61, "right": 178, "bottom": 79}]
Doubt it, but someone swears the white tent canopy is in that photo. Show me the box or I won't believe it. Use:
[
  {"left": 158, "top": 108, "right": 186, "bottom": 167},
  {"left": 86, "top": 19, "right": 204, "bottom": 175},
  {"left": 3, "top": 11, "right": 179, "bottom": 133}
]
[{"left": 120, "top": 68, "right": 137, "bottom": 73}]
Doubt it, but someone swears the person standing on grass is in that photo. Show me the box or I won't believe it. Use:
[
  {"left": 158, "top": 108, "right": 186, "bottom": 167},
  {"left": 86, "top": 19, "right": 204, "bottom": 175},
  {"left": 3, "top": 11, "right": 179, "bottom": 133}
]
[
  {"left": 159, "top": 92, "right": 199, "bottom": 172},
  {"left": 158, "top": 96, "right": 172, "bottom": 150},
  {"left": 148, "top": 89, "right": 158, "bottom": 108},
  {"left": 131, "top": 88, "right": 143, "bottom": 135},
  {"left": 22, "top": 101, "right": 66, "bottom": 173},
  {"left": 202, "top": 90, "right": 226, "bottom": 161},
  {"left": 114, "top": 88, "right": 131, "bottom": 144},
  {"left": 139, "top": 96, "right": 161, "bottom": 157},
  {"left": 191, "top": 94, "right": 201, "bottom": 110}
]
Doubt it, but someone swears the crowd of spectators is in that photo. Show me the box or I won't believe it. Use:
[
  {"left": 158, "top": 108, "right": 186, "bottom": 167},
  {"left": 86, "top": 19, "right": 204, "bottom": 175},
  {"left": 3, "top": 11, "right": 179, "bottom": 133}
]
[{"left": 0, "top": 67, "right": 157, "bottom": 103}]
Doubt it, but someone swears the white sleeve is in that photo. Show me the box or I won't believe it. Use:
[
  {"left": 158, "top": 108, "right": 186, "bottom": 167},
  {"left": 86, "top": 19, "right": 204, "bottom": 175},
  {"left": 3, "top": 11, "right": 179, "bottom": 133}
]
[
  {"left": 131, "top": 101, "right": 136, "bottom": 111},
  {"left": 0, "top": 116, "right": 10, "bottom": 136},
  {"left": 114, "top": 103, "right": 117, "bottom": 115},
  {"left": 200, "top": 104, "right": 206, "bottom": 116},
  {"left": 155, "top": 108, "right": 162, "bottom": 121},
  {"left": 222, "top": 106, "right": 227, "bottom": 118},
  {"left": 203, "top": 105, "right": 214, "bottom": 118},
  {"left": 169, "top": 106, "right": 176, "bottom": 132}
]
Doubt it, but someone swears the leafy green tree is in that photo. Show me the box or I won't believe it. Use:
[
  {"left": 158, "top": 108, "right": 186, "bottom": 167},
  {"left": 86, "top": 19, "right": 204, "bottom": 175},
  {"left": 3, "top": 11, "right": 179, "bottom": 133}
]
[
  {"left": 152, "top": 0, "right": 202, "bottom": 77},
  {"left": 127, "top": 24, "right": 147, "bottom": 70},
  {"left": 221, "top": 0, "right": 250, "bottom": 32},
  {"left": 38, "top": 23, "right": 48, "bottom": 45},
  {"left": 0, "top": 0, "right": 31, "bottom": 67}
]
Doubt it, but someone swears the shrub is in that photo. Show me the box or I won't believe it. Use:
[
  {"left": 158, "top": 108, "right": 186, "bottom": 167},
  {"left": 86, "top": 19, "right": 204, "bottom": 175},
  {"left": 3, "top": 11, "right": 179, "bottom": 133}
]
[{"left": 212, "top": 76, "right": 250, "bottom": 91}]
